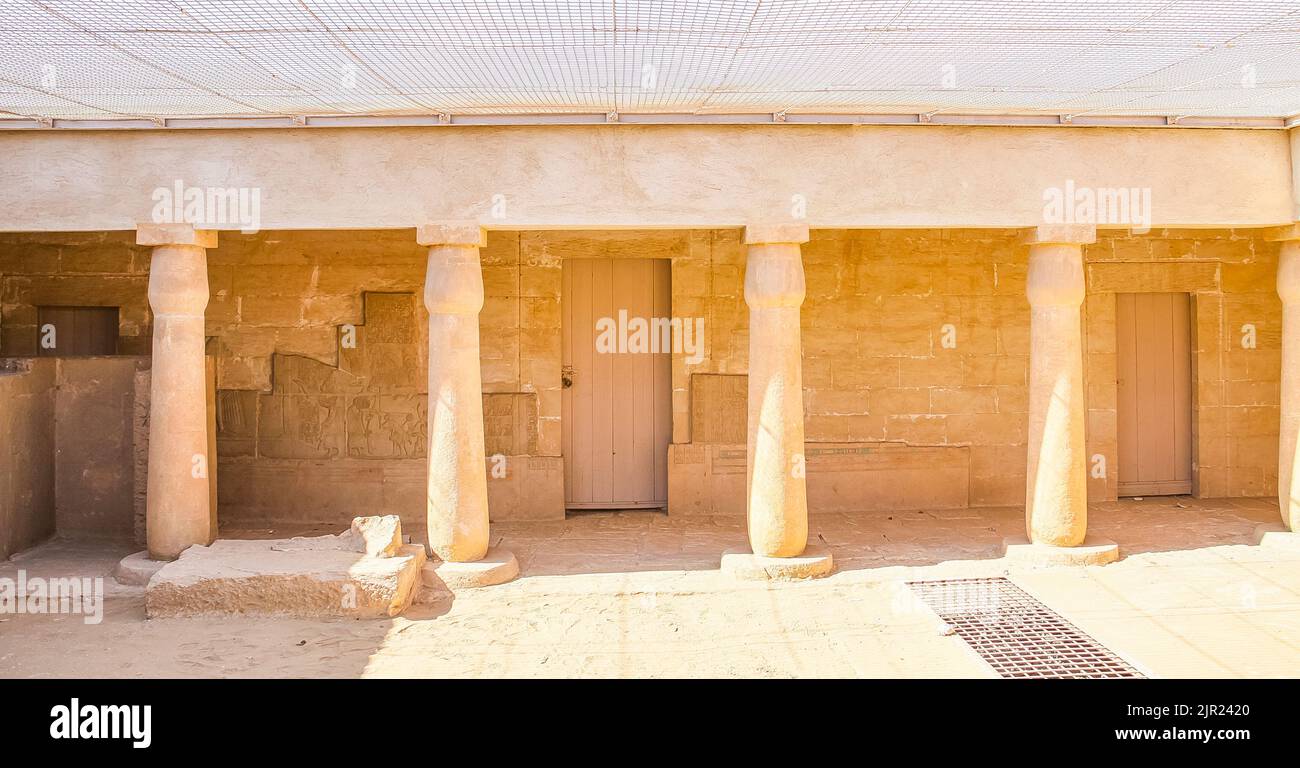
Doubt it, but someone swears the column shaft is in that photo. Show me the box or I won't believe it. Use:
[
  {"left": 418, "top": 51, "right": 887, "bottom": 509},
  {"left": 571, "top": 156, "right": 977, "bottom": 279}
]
[
  {"left": 142, "top": 228, "right": 215, "bottom": 560},
  {"left": 1277, "top": 240, "right": 1300, "bottom": 531},
  {"left": 744, "top": 226, "right": 809, "bottom": 557},
  {"left": 422, "top": 226, "right": 490, "bottom": 562},
  {"left": 1024, "top": 239, "right": 1089, "bottom": 547}
]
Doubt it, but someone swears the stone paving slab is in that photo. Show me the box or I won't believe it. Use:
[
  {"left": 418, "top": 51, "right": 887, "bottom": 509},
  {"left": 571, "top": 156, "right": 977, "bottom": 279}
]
[
  {"left": 0, "top": 498, "right": 1296, "bottom": 678},
  {"left": 145, "top": 539, "right": 426, "bottom": 619}
]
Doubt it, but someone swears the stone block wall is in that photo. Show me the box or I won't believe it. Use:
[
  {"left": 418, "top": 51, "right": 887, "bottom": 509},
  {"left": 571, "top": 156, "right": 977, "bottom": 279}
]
[
  {"left": 670, "top": 227, "right": 1280, "bottom": 510},
  {"left": 671, "top": 228, "right": 1029, "bottom": 509},
  {"left": 207, "top": 230, "right": 565, "bottom": 528},
  {"left": 807, "top": 229, "right": 1029, "bottom": 506},
  {"left": 0, "top": 227, "right": 1283, "bottom": 533},
  {"left": 53, "top": 357, "right": 144, "bottom": 540},
  {"left": 0, "top": 230, "right": 567, "bottom": 532},
  {"left": 0, "top": 359, "right": 56, "bottom": 558},
  {"left": 1083, "top": 230, "right": 1281, "bottom": 500},
  {"left": 204, "top": 230, "right": 426, "bottom": 391},
  {"left": 0, "top": 232, "right": 152, "bottom": 355},
  {"left": 0, "top": 356, "right": 149, "bottom": 556},
  {"left": 669, "top": 231, "right": 747, "bottom": 443}
]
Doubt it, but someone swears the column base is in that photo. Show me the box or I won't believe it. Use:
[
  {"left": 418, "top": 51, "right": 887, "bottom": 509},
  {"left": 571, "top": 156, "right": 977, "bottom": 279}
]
[
  {"left": 425, "top": 548, "right": 519, "bottom": 589},
  {"left": 1001, "top": 535, "right": 1120, "bottom": 566},
  {"left": 720, "top": 545, "right": 834, "bottom": 581},
  {"left": 113, "top": 550, "right": 169, "bottom": 586},
  {"left": 1252, "top": 523, "right": 1300, "bottom": 550}
]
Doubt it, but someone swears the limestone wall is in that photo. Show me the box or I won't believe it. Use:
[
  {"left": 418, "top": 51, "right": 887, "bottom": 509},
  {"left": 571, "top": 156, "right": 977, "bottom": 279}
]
[
  {"left": 1, "top": 229, "right": 566, "bottom": 532},
  {"left": 0, "top": 359, "right": 56, "bottom": 559},
  {"left": 206, "top": 230, "right": 567, "bottom": 528},
  {"left": 0, "top": 232, "right": 152, "bottom": 355},
  {"left": 53, "top": 357, "right": 145, "bottom": 540},
  {"left": 669, "top": 228, "right": 1280, "bottom": 512},
  {"left": 0, "top": 227, "right": 1283, "bottom": 532},
  {"left": 0, "top": 125, "right": 1289, "bottom": 230},
  {"left": 670, "top": 229, "right": 1029, "bottom": 510},
  {"left": 1083, "top": 230, "right": 1281, "bottom": 500},
  {"left": 0, "top": 356, "right": 152, "bottom": 555}
]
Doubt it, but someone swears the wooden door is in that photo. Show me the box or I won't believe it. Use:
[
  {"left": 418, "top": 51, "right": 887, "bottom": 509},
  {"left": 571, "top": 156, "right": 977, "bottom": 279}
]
[
  {"left": 562, "top": 259, "right": 672, "bottom": 509},
  {"left": 37, "top": 306, "right": 118, "bottom": 356},
  {"left": 1116, "top": 292, "right": 1192, "bottom": 496}
]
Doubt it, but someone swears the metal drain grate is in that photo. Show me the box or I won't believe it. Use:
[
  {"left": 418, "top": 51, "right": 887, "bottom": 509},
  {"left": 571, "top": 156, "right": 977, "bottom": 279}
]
[{"left": 907, "top": 577, "right": 1143, "bottom": 679}]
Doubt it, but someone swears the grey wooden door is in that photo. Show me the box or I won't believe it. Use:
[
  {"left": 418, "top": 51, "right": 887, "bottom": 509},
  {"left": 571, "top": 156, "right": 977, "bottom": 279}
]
[
  {"left": 561, "top": 258, "right": 671, "bottom": 509},
  {"left": 1116, "top": 292, "right": 1192, "bottom": 496},
  {"left": 37, "top": 306, "right": 118, "bottom": 356}
]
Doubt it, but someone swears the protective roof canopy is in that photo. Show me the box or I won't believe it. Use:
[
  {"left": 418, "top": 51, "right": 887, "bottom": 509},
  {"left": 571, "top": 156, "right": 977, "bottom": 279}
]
[{"left": 3, "top": 0, "right": 1299, "bottom": 122}]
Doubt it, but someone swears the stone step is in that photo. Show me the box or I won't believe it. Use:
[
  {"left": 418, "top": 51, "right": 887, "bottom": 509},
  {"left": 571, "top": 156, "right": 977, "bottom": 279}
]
[{"left": 145, "top": 536, "right": 426, "bottom": 619}]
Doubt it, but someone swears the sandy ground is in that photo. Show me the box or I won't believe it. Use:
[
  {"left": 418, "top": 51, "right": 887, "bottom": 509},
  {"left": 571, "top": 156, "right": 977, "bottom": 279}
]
[{"left": 1, "top": 497, "right": 1298, "bottom": 678}]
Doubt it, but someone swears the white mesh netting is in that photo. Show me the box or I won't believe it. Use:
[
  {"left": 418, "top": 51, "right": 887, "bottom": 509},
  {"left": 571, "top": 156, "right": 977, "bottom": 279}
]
[{"left": 2, "top": 0, "right": 1298, "bottom": 121}]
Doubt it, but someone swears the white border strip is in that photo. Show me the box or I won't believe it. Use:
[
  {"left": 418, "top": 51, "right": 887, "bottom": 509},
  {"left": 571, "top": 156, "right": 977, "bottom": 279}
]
[{"left": 0, "top": 112, "right": 1291, "bottom": 131}]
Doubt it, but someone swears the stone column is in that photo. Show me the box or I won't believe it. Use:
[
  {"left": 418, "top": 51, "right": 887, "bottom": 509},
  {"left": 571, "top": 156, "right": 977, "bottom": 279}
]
[
  {"left": 1010, "top": 225, "right": 1116, "bottom": 565},
  {"left": 417, "top": 223, "right": 517, "bottom": 587},
  {"left": 140, "top": 223, "right": 217, "bottom": 561},
  {"left": 1270, "top": 225, "right": 1300, "bottom": 534},
  {"left": 721, "top": 223, "right": 831, "bottom": 580}
]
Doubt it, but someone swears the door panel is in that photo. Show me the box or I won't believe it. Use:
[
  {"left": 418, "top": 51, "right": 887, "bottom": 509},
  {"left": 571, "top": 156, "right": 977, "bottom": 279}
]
[
  {"left": 562, "top": 259, "right": 671, "bottom": 508},
  {"left": 1116, "top": 292, "right": 1192, "bottom": 496},
  {"left": 37, "top": 306, "right": 118, "bottom": 356}
]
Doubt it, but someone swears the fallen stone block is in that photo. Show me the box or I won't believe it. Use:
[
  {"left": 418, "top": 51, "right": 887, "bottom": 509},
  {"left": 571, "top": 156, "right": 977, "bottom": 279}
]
[
  {"left": 347, "top": 515, "right": 403, "bottom": 558},
  {"left": 265, "top": 515, "right": 403, "bottom": 558},
  {"left": 145, "top": 538, "right": 426, "bottom": 619}
]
